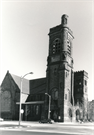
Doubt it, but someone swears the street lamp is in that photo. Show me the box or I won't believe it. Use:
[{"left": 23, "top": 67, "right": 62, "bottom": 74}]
[
  {"left": 45, "top": 93, "right": 51, "bottom": 120},
  {"left": 19, "top": 72, "right": 33, "bottom": 126}
]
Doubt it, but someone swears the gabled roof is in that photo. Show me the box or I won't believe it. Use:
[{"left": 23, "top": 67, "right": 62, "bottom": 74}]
[
  {"left": 1, "top": 71, "right": 30, "bottom": 103},
  {"left": 1, "top": 71, "right": 20, "bottom": 92},
  {"left": 11, "top": 73, "right": 29, "bottom": 94}
]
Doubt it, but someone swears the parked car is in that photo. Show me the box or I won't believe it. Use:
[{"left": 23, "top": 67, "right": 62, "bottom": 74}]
[
  {"left": 39, "top": 119, "right": 54, "bottom": 124},
  {"left": 0, "top": 118, "right": 4, "bottom": 122}
]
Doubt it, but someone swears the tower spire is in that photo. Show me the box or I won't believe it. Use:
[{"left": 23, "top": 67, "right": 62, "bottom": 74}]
[{"left": 61, "top": 14, "right": 68, "bottom": 26}]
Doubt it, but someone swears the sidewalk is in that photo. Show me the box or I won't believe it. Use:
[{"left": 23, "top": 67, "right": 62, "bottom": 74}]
[
  {"left": 0, "top": 121, "right": 36, "bottom": 128},
  {"left": 0, "top": 120, "right": 94, "bottom": 127}
]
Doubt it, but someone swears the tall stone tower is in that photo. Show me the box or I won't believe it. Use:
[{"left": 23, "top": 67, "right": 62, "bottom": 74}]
[{"left": 46, "top": 15, "right": 74, "bottom": 122}]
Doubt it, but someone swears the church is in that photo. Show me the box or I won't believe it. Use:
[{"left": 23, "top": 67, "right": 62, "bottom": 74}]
[{"left": 0, "top": 15, "right": 88, "bottom": 122}]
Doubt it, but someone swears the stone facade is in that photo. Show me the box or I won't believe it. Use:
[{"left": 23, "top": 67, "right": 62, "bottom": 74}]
[
  {"left": 45, "top": 15, "right": 74, "bottom": 122},
  {"left": 0, "top": 71, "right": 20, "bottom": 120},
  {"left": 45, "top": 15, "right": 89, "bottom": 122},
  {"left": 74, "top": 71, "right": 88, "bottom": 121}
]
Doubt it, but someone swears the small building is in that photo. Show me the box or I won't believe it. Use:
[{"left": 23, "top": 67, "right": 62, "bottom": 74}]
[{"left": 88, "top": 100, "right": 94, "bottom": 121}]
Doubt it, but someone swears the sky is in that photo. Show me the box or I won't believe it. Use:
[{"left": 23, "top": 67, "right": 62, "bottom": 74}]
[{"left": 0, "top": 0, "right": 94, "bottom": 101}]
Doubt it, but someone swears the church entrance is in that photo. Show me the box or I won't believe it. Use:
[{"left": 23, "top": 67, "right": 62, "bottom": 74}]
[
  {"left": 76, "top": 109, "right": 80, "bottom": 121},
  {"left": 51, "top": 110, "right": 58, "bottom": 122},
  {"left": 68, "top": 108, "right": 72, "bottom": 122}
]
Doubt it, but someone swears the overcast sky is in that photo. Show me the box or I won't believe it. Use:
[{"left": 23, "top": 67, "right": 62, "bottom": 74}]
[{"left": 0, "top": 0, "right": 94, "bottom": 101}]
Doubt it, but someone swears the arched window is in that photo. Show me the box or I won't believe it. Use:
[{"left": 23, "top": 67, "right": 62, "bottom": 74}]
[
  {"left": 52, "top": 88, "right": 58, "bottom": 100},
  {"left": 52, "top": 38, "right": 61, "bottom": 54},
  {"left": 67, "top": 40, "right": 71, "bottom": 55},
  {"left": 65, "top": 94, "right": 67, "bottom": 100},
  {"left": 36, "top": 105, "right": 39, "bottom": 115},
  {"left": 68, "top": 89, "right": 71, "bottom": 102},
  {"left": 54, "top": 91, "right": 58, "bottom": 100},
  {"left": 68, "top": 108, "right": 72, "bottom": 118},
  {"left": 1, "top": 91, "right": 11, "bottom": 112}
]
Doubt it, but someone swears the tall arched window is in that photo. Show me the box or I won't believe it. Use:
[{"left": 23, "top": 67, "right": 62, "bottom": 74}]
[
  {"left": 52, "top": 88, "right": 58, "bottom": 100},
  {"left": 67, "top": 40, "right": 71, "bottom": 55},
  {"left": 68, "top": 89, "right": 71, "bottom": 102},
  {"left": 1, "top": 91, "right": 11, "bottom": 112},
  {"left": 52, "top": 38, "right": 61, "bottom": 54},
  {"left": 36, "top": 105, "right": 39, "bottom": 115}
]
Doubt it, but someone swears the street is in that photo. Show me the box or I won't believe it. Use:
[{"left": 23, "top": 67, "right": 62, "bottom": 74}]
[
  {"left": 0, "top": 121, "right": 94, "bottom": 135},
  {"left": 0, "top": 130, "right": 86, "bottom": 135},
  {"left": 0, "top": 130, "right": 91, "bottom": 135}
]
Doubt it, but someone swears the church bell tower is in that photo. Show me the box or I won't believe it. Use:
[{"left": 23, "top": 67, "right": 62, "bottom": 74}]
[{"left": 46, "top": 14, "right": 74, "bottom": 122}]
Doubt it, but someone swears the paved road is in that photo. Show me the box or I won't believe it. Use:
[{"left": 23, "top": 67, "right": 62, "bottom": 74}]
[
  {"left": 0, "top": 130, "right": 87, "bottom": 135},
  {"left": 0, "top": 121, "right": 94, "bottom": 135}
]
